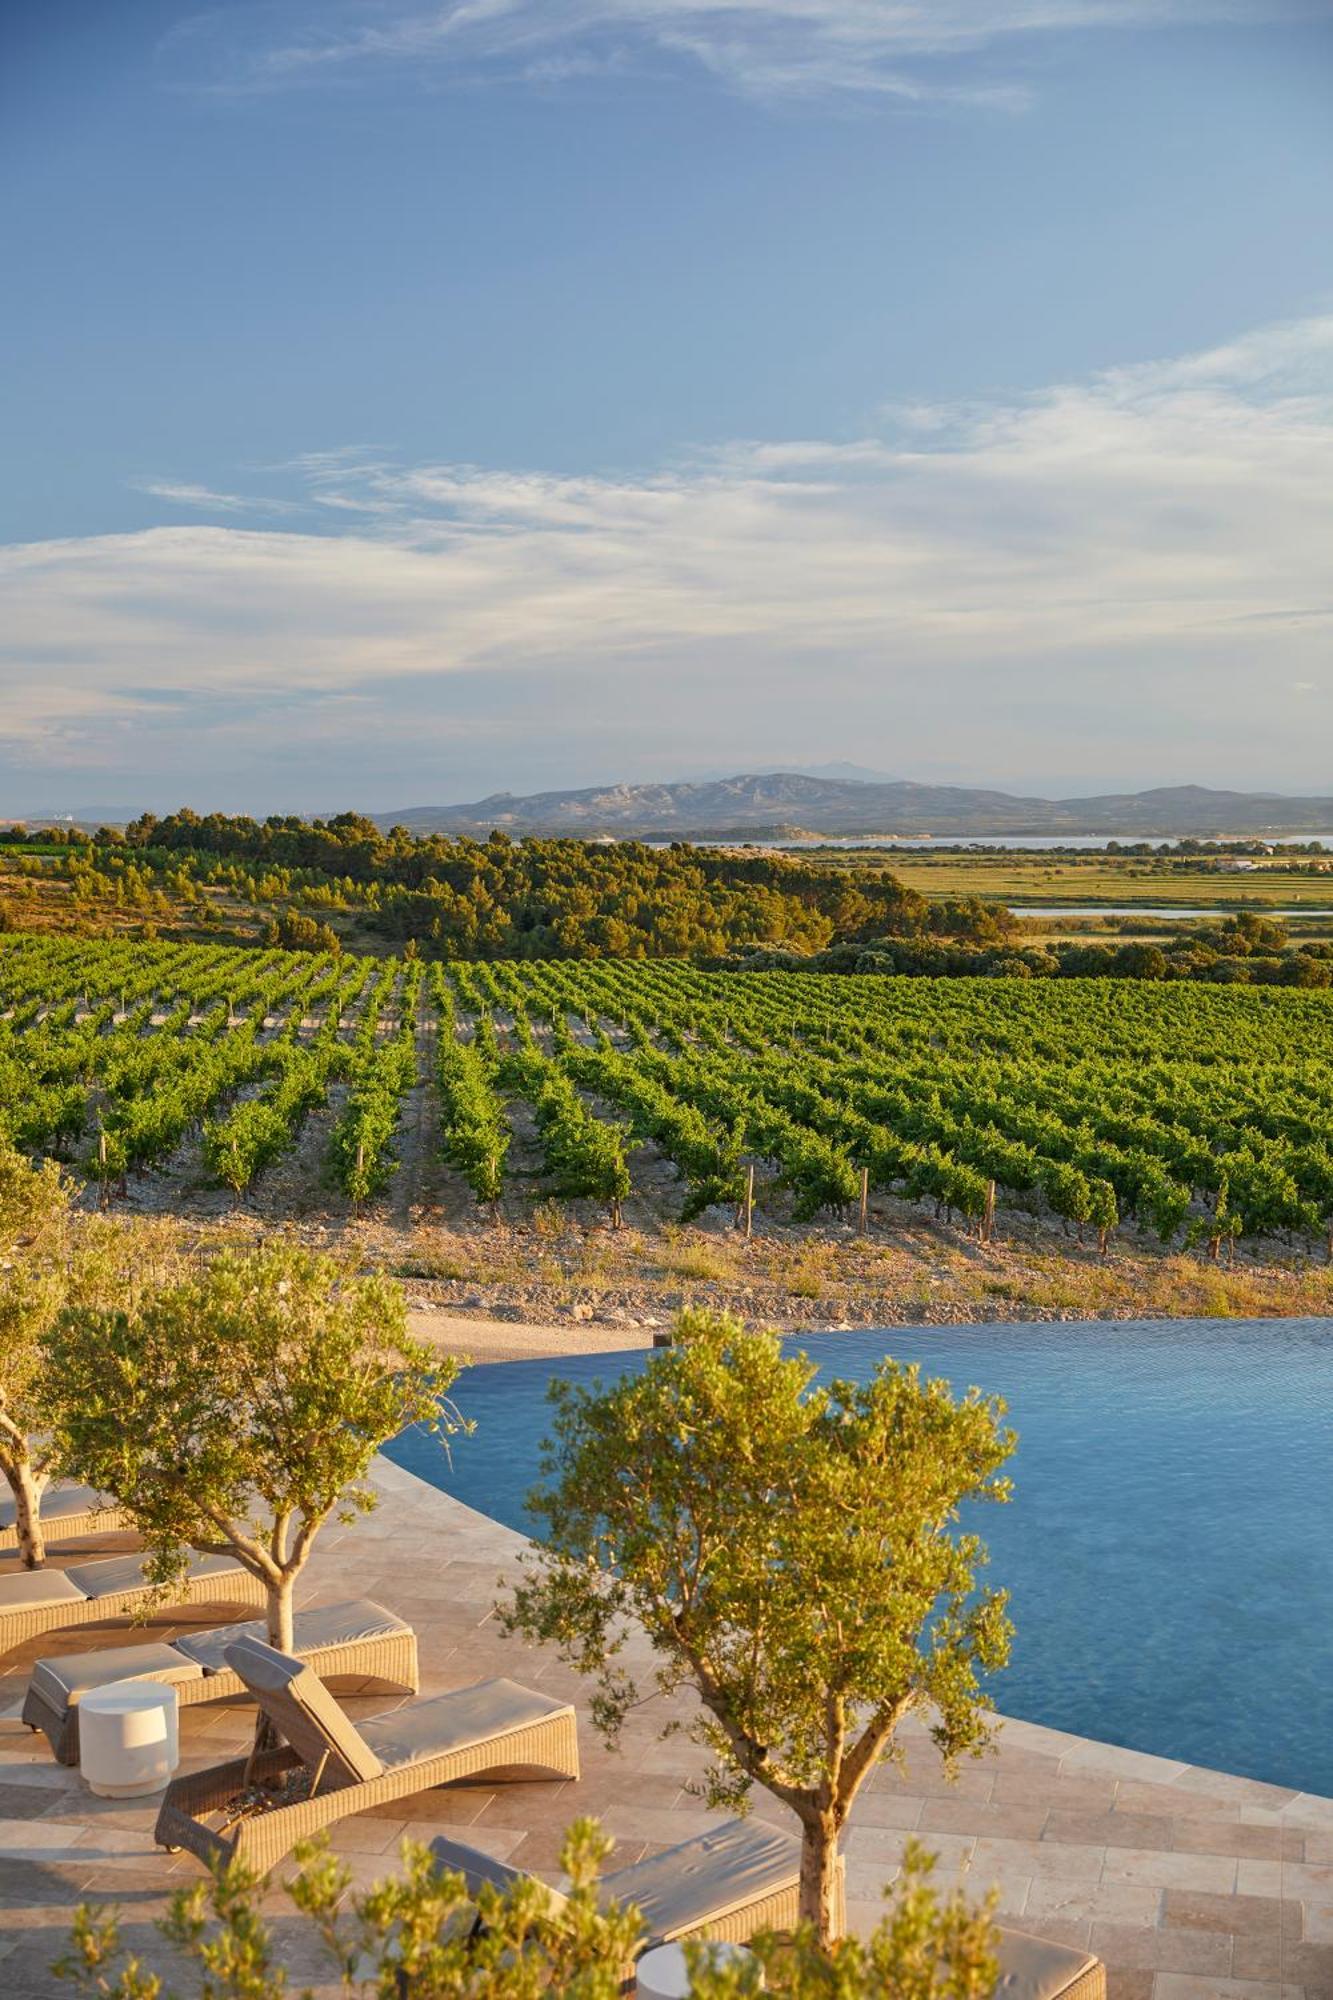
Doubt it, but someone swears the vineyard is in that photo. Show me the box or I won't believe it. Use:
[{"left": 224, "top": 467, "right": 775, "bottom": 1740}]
[{"left": 4, "top": 932, "right": 1333, "bottom": 1260}]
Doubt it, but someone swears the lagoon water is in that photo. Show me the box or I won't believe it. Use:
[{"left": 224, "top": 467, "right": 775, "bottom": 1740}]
[
  {"left": 387, "top": 1317, "right": 1333, "bottom": 1797},
  {"left": 1009, "top": 904, "right": 1329, "bottom": 919}
]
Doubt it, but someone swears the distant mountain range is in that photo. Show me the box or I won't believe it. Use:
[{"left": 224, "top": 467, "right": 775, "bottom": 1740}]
[{"left": 373, "top": 775, "right": 1333, "bottom": 840}]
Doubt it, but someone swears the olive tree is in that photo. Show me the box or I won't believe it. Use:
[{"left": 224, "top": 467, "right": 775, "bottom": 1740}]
[
  {"left": 55, "top": 1825, "right": 999, "bottom": 1999},
  {"left": 502, "top": 1311, "right": 1014, "bottom": 1944},
  {"left": 47, "top": 1241, "right": 459, "bottom": 1656},
  {"left": 0, "top": 1143, "right": 174, "bottom": 1566},
  {"left": 0, "top": 1139, "right": 71, "bottom": 1566}
]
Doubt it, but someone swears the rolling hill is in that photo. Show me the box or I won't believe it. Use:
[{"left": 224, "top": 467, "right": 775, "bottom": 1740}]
[{"left": 375, "top": 776, "right": 1333, "bottom": 840}]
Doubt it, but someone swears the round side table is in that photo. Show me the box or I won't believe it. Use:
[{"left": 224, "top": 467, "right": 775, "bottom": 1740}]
[
  {"left": 79, "top": 1680, "right": 180, "bottom": 1797},
  {"left": 636, "top": 1941, "right": 760, "bottom": 1998}
]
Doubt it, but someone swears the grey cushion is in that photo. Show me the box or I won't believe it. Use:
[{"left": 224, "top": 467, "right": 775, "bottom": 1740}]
[
  {"left": 357, "top": 1677, "right": 569, "bottom": 1774},
  {"left": 175, "top": 1598, "right": 407, "bottom": 1673},
  {"left": 430, "top": 1817, "right": 800, "bottom": 1944},
  {"left": 29, "top": 1643, "right": 204, "bottom": 1711},
  {"left": 223, "top": 1635, "right": 384, "bottom": 1785},
  {"left": 65, "top": 1551, "right": 242, "bottom": 1602},
  {"left": 429, "top": 1835, "right": 545, "bottom": 1900},
  {"left": 0, "top": 1482, "right": 112, "bottom": 1532},
  {"left": 996, "top": 1927, "right": 1102, "bottom": 2000},
  {"left": 604, "top": 1820, "right": 800, "bottom": 1943},
  {"left": 0, "top": 1569, "right": 88, "bottom": 1612}
]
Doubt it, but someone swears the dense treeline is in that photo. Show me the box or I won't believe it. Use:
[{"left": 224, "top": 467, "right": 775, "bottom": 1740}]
[
  {"left": 736, "top": 911, "right": 1333, "bottom": 985},
  {"left": 29, "top": 810, "right": 1008, "bottom": 960}
]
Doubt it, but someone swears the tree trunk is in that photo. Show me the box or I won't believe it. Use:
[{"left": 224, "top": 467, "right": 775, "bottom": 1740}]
[
  {"left": 797, "top": 1813, "right": 842, "bottom": 1945},
  {"left": 253, "top": 1572, "right": 296, "bottom": 1753},
  {"left": 3, "top": 1460, "right": 48, "bottom": 1570},
  {"left": 267, "top": 1573, "right": 295, "bottom": 1654}
]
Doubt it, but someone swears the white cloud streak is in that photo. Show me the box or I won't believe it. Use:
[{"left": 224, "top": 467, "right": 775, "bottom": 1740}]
[
  {"left": 3, "top": 315, "right": 1331, "bottom": 792},
  {"left": 164, "top": 0, "right": 1306, "bottom": 104},
  {"left": 132, "top": 480, "right": 304, "bottom": 517}
]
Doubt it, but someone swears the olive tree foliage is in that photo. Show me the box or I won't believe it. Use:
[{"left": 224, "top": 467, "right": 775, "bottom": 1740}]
[
  {"left": 0, "top": 1139, "right": 179, "bottom": 1567},
  {"left": 55, "top": 1825, "right": 999, "bottom": 2000},
  {"left": 0, "top": 1139, "right": 70, "bottom": 1566},
  {"left": 54, "top": 1823, "right": 643, "bottom": 2000},
  {"left": 502, "top": 1311, "right": 1014, "bottom": 1945},
  {"left": 46, "top": 1242, "right": 460, "bottom": 1656}
]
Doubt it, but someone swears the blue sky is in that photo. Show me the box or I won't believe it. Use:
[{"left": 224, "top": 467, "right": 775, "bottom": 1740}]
[{"left": 2, "top": 1, "right": 1331, "bottom": 815}]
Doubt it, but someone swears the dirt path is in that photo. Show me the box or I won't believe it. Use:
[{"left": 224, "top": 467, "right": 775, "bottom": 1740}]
[
  {"left": 389, "top": 988, "right": 444, "bottom": 1234},
  {"left": 407, "top": 1309, "right": 654, "bottom": 1365}
]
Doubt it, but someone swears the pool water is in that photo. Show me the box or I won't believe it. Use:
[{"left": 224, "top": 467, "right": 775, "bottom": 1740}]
[{"left": 385, "top": 1318, "right": 1333, "bottom": 1797}]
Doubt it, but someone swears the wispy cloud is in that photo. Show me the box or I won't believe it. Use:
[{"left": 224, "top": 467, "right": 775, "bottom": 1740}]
[
  {"left": 4, "top": 314, "right": 1331, "bottom": 796},
  {"left": 162, "top": 0, "right": 1304, "bottom": 105},
  {"left": 132, "top": 479, "right": 304, "bottom": 517}
]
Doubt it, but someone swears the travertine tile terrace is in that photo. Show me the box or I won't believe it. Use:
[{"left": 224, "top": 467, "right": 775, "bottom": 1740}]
[{"left": 0, "top": 1459, "right": 1329, "bottom": 1999}]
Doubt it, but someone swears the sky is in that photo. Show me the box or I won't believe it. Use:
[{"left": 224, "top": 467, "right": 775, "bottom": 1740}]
[{"left": 2, "top": 1, "right": 1332, "bottom": 816}]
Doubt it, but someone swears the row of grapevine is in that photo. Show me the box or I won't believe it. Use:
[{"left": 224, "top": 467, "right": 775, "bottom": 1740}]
[
  {"left": 328, "top": 962, "right": 421, "bottom": 1203},
  {"left": 431, "top": 967, "right": 509, "bottom": 1201},
  {"left": 498, "top": 1021, "right": 631, "bottom": 1224}
]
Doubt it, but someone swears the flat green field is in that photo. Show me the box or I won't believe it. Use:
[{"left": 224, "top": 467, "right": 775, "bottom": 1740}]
[{"left": 799, "top": 849, "right": 1333, "bottom": 915}]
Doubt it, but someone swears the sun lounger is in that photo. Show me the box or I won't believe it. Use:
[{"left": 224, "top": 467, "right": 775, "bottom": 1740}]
[
  {"left": 22, "top": 1598, "right": 418, "bottom": 1763},
  {"left": 429, "top": 1817, "right": 839, "bottom": 1957},
  {"left": 0, "top": 1481, "right": 130, "bottom": 1552},
  {"left": 995, "top": 1929, "right": 1106, "bottom": 1999},
  {"left": 0, "top": 1551, "right": 266, "bottom": 1655},
  {"left": 154, "top": 1635, "right": 579, "bottom": 1871},
  {"left": 427, "top": 1830, "right": 1104, "bottom": 1996}
]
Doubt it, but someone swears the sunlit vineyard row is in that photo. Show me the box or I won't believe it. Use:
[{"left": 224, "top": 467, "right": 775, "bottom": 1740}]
[{"left": 4, "top": 933, "right": 1333, "bottom": 1253}]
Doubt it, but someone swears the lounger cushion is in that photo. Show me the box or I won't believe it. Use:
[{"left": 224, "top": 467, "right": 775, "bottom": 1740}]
[
  {"left": 428, "top": 1835, "right": 569, "bottom": 1916},
  {"left": 29, "top": 1643, "right": 205, "bottom": 1711},
  {"left": 996, "top": 1928, "right": 1103, "bottom": 1999},
  {"left": 0, "top": 1569, "right": 88, "bottom": 1612},
  {"left": 223, "top": 1636, "right": 385, "bottom": 1785},
  {"left": 0, "top": 1483, "right": 113, "bottom": 1532},
  {"left": 175, "top": 1598, "right": 407, "bottom": 1673},
  {"left": 429, "top": 1817, "right": 800, "bottom": 1945},
  {"left": 65, "top": 1551, "right": 244, "bottom": 1602},
  {"left": 604, "top": 1820, "right": 801, "bottom": 1943},
  {"left": 357, "top": 1677, "right": 570, "bottom": 1774}
]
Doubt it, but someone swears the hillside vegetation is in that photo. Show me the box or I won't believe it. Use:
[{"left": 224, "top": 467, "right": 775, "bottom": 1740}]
[{"left": 0, "top": 814, "right": 1002, "bottom": 959}]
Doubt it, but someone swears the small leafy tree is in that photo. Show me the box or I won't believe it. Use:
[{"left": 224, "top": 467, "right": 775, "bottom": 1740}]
[
  {"left": 47, "top": 1241, "right": 460, "bottom": 1657},
  {"left": 0, "top": 1143, "right": 176, "bottom": 1566},
  {"left": 503, "top": 1311, "right": 1014, "bottom": 1944},
  {"left": 54, "top": 1825, "right": 1000, "bottom": 1998},
  {"left": 0, "top": 1139, "right": 72, "bottom": 1566}
]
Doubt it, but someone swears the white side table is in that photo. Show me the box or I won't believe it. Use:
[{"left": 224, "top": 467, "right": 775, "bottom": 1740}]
[
  {"left": 79, "top": 1680, "right": 180, "bottom": 1797},
  {"left": 636, "top": 1941, "right": 760, "bottom": 1998}
]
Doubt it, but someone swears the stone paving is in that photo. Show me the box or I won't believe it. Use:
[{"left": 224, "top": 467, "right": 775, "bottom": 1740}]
[{"left": 1, "top": 1457, "right": 1331, "bottom": 1997}]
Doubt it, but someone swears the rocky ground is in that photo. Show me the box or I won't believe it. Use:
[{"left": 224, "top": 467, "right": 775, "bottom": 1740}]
[{"left": 109, "top": 1188, "right": 1333, "bottom": 1343}]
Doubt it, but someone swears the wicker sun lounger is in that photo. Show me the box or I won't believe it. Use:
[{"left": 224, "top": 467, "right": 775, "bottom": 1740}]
[
  {"left": 0, "top": 1551, "right": 266, "bottom": 1656},
  {"left": 429, "top": 1818, "right": 841, "bottom": 1958},
  {"left": 0, "top": 1481, "right": 130, "bottom": 1553},
  {"left": 22, "top": 1598, "right": 419, "bottom": 1764},
  {"left": 155, "top": 1635, "right": 579, "bottom": 1871},
  {"left": 427, "top": 1831, "right": 1104, "bottom": 1997},
  {"left": 994, "top": 1931, "right": 1106, "bottom": 2000}
]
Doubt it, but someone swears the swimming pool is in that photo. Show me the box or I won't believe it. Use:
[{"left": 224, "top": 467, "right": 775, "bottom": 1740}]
[{"left": 385, "top": 1317, "right": 1333, "bottom": 1797}]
